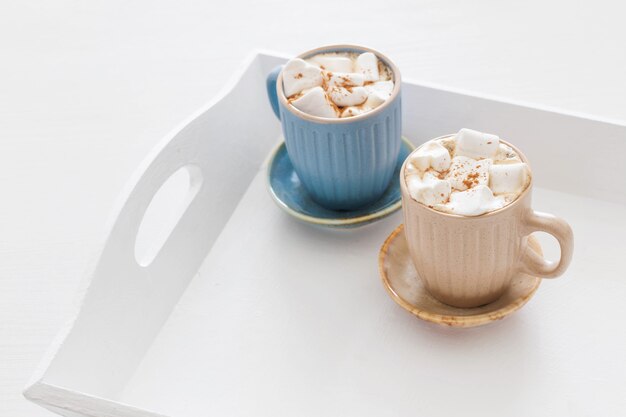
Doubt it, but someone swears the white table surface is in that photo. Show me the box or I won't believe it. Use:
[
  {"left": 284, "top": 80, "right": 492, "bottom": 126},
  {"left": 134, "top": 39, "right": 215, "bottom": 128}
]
[{"left": 1, "top": 1, "right": 625, "bottom": 416}]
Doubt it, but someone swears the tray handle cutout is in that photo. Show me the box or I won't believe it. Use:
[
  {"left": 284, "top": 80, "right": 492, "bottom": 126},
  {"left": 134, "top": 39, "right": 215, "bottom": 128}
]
[{"left": 134, "top": 165, "right": 203, "bottom": 267}]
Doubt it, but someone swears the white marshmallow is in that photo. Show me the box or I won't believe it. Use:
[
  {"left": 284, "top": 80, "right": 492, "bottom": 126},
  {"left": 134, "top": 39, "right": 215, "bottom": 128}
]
[
  {"left": 407, "top": 172, "right": 451, "bottom": 207},
  {"left": 355, "top": 52, "right": 380, "bottom": 82},
  {"left": 365, "top": 80, "right": 394, "bottom": 96},
  {"left": 411, "top": 141, "right": 451, "bottom": 172},
  {"left": 326, "top": 72, "right": 365, "bottom": 87},
  {"left": 363, "top": 81, "right": 394, "bottom": 110},
  {"left": 340, "top": 106, "right": 367, "bottom": 118},
  {"left": 444, "top": 185, "right": 504, "bottom": 216},
  {"left": 455, "top": 128, "right": 499, "bottom": 159},
  {"left": 489, "top": 163, "right": 529, "bottom": 195},
  {"left": 308, "top": 55, "right": 353, "bottom": 72},
  {"left": 328, "top": 86, "right": 368, "bottom": 107},
  {"left": 406, "top": 132, "right": 529, "bottom": 216},
  {"left": 290, "top": 87, "right": 338, "bottom": 118},
  {"left": 447, "top": 156, "right": 492, "bottom": 191},
  {"left": 494, "top": 143, "right": 522, "bottom": 163},
  {"left": 404, "top": 161, "right": 420, "bottom": 175},
  {"left": 282, "top": 58, "right": 323, "bottom": 98},
  {"left": 288, "top": 52, "right": 395, "bottom": 118},
  {"left": 437, "top": 137, "right": 456, "bottom": 155},
  {"left": 340, "top": 81, "right": 394, "bottom": 117},
  {"left": 362, "top": 91, "right": 388, "bottom": 110}
]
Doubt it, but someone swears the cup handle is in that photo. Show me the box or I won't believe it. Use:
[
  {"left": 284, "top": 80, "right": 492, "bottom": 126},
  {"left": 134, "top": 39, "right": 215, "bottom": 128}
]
[
  {"left": 266, "top": 65, "right": 283, "bottom": 120},
  {"left": 519, "top": 210, "right": 574, "bottom": 278}
]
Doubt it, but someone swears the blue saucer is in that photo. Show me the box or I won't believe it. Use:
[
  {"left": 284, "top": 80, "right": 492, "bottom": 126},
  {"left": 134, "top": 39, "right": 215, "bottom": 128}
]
[{"left": 267, "top": 137, "right": 415, "bottom": 228}]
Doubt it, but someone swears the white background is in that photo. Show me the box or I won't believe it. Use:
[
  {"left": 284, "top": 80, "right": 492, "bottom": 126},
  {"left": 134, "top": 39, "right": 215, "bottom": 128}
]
[{"left": 1, "top": 1, "right": 625, "bottom": 415}]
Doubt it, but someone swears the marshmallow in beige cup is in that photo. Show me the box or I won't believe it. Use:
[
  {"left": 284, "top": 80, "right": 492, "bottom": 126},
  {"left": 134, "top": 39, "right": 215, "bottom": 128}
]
[
  {"left": 489, "top": 163, "right": 529, "bottom": 194},
  {"left": 405, "top": 128, "right": 530, "bottom": 216},
  {"left": 400, "top": 129, "right": 574, "bottom": 308},
  {"left": 455, "top": 128, "right": 500, "bottom": 159}
]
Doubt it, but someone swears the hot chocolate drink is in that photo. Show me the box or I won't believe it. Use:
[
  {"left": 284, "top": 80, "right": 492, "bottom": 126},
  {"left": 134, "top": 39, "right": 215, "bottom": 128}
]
[
  {"left": 282, "top": 51, "right": 395, "bottom": 118},
  {"left": 404, "top": 129, "right": 531, "bottom": 216}
]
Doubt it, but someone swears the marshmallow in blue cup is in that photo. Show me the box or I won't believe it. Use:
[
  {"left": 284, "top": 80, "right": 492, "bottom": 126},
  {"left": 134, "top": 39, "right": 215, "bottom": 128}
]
[{"left": 266, "top": 45, "right": 402, "bottom": 210}]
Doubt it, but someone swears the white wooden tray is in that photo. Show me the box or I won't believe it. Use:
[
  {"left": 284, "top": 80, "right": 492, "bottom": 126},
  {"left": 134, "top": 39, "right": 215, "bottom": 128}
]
[{"left": 24, "top": 51, "right": 626, "bottom": 417}]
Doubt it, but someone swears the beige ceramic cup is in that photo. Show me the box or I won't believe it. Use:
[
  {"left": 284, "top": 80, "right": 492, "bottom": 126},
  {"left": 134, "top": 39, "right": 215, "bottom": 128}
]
[{"left": 400, "top": 135, "right": 574, "bottom": 308}]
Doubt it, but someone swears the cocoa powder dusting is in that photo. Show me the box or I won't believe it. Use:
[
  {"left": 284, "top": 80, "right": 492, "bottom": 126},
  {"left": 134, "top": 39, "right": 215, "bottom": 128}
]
[{"left": 463, "top": 172, "right": 480, "bottom": 189}]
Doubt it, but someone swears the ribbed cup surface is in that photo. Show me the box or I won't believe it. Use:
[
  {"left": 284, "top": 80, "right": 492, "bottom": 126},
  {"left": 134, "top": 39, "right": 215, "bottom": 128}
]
[
  {"left": 280, "top": 95, "right": 402, "bottom": 210},
  {"left": 401, "top": 182, "right": 533, "bottom": 308}
]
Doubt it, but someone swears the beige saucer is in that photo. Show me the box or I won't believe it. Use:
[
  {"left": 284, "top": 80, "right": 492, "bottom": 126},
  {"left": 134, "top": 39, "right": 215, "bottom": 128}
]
[{"left": 379, "top": 224, "right": 542, "bottom": 328}]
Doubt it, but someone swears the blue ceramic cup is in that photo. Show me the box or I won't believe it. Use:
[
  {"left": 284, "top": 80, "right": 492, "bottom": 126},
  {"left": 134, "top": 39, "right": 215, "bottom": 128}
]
[{"left": 266, "top": 45, "right": 402, "bottom": 211}]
